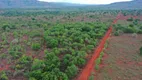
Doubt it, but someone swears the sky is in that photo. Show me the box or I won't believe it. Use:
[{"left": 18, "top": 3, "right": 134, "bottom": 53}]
[{"left": 39, "top": 0, "right": 132, "bottom": 4}]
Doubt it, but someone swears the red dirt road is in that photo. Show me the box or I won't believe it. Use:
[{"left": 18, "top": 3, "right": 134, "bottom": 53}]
[{"left": 77, "top": 13, "right": 121, "bottom": 80}]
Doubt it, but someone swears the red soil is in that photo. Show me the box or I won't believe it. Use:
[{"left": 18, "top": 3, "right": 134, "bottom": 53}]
[
  {"left": 117, "top": 13, "right": 142, "bottom": 20},
  {"left": 22, "top": 35, "right": 28, "bottom": 41},
  {"left": 0, "top": 33, "right": 15, "bottom": 72},
  {"left": 95, "top": 34, "right": 142, "bottom": 80},
  {"left": 0, "top": 59, "right": 10, "bottom": 72}
]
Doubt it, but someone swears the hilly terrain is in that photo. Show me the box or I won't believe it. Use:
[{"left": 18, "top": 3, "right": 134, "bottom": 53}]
[{"left": 0, "top": 0, "right": 141, "bottom": 9}]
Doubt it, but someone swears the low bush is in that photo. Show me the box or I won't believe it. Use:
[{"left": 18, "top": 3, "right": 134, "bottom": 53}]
[
  {"left": 127, "top": 17, "right": 133, "bottom": 21},
  {"left": 31, "top": 59, "right": 44, "bottom": 70},
  {"left": 2, "top": 24, "right": 10, "bottom": 30},
  {"left": 31, "top": 43, "right": 41, "bottom": 50},
  {"left": 140, "top": 47, "right": 142, "bottom": 56},
  {"left": 46, "top": 38, "right": 58, "bottom": 48},
  {"left": 72, "top": 57, "right": 86, "bottom": 67},
  {"left": 65, "top": 64, "right": 78, "bottom": 78},
  {"left": 8, "top": 45, "right": 23, "bottom": 58},
  {"left": 89, "top": 72, "right": 95, "bottom": 80},
  {"left": 30, "top": 31, "right": 42, "bottom": 38},
  {"left": 95, "top": 64, "right": 99, "bottom": 70},
  {"left": 0, "top": 71, "right": 8, "bottom": 80},
  {"left": 95, "top": 58, "right": 101, "bottom": 65},
  {"left": 138, "top": 30, "right": 142, "bottom": 34},
  {"left": 123, "top": 27, "right": 135, "bottom": 33},
  {"left": 114, "top": 31, "right": 119, "bottom": 36},
  {"left": 17, "top": 55, "right": 32, "bottom": 69}
]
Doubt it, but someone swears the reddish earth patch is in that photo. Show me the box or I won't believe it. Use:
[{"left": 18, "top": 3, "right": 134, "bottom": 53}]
[
  {"left": 0, "top": 59, "right": 11, "bottom": 72},
  {"left": 22, "top": 35, "right": 28, "bottom": 41},
  {"left": 95, "top": 34, "right": 142, "bottom": 80},
  {"left": 117, "top": 13, "right": 142, "bottom": 20},
  {"left": 26, "top": 44, "right": 46, "bottom": 59},
  {"left": 8, "top": 33, "right": 15, "bottom": 42}
]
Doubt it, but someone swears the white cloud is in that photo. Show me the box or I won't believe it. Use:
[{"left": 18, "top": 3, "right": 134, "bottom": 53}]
[{"left": 38, "top": 0, "right": 132, "bottom": 4}]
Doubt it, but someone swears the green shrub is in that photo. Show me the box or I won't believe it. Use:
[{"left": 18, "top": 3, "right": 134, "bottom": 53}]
[
  {"left": 0, "top": 71, "right": 8, "bottom": 80},
  {"left": 30, "top": 31, "right": 42, "bottom": 38},
  {"left": 65, "top": 64, "right": 78, "bottom": 78},
  {"left": 95, "top": 64, "right": 99, "bottom": 70},
  {"left": 2, "top": 24, "right": 10, "bottom": 30},
  {"left": 8, "top": 51, "right": 22, "bottom": 58},
  {"left": 31, "top": 43, "right": 41, "bottom": 50},
  {"left": 52, "top": 48, "right": 60, "bottom": 55},
  {"left": 0, "top": 54, "right": 7, "bottom": 59},
  {"left": 31, "top": 59, "right": 44, "bottom": 70},
  {"left": 138, "top": 30, "right": 142, "bottom": 34},
  {"left": 140, "top": 47, "right": 142, "bottom": 56},
  {"left": 95, "top": 58, "right": 101, "bottom": 65},
  {"left": 114, "top": 31, "right": 119, "bottom": 36},
  {"left": 41, "top": 69, "right": 68, "bottom": 80},
  {"left": 127, "top": 17, "right": 133, "bottom": 21},
  {"left": 72, "top": 57, "right": 86, "bottom": 66},
  {"left": 29, "top": 70, "right": 42, "bottom": 80},
  {"left": 87, "top": 45, "right": 94, "bottom": 51},
  {"left": 89, "top": 72, "right": 95, "bottom": 80},
  {"left": 81, "top": 26, "right": 91, "bottom": 32},
  {"left": 123, "top": 27, "right": 135, "bottom": 33},
  {"left": 29, "top": 77, "right": 37, "bottom": 80},
  {"left": 44, "top": 53, "right": 60, "bottom": 71},
  {"left": 46, "top": 38, "right": 58, "bottom": 48},
  {"left": 18, "top": 55, "right": 32, "bottom": 66},
  {"left": 63, "top": 54, "right": 73, "bottom": 66}
]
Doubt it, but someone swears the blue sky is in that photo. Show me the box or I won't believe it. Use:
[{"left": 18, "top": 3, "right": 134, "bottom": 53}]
[{"left": 39, "top": 0, "right": 132, "bottom": 4}]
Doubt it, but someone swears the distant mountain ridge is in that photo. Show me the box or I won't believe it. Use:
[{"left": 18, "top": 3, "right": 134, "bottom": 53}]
[
  {"left": 0, "top": 0, "right": 142, "bottom": 9},
  {"left": 106, "top": 0, "right": 142, "bottom": 9},
  {"left": 0, "top": 0, "right": 49, "bottom": 8}
]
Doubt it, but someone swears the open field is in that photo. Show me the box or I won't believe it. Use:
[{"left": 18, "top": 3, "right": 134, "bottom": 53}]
[{"left": 94, "top": 34, "right": 142, "bottom": 80}]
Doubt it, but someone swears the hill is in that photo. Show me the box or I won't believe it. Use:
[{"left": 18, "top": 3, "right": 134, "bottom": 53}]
[
  {"left": 106, "top": 0, "right": 142, "bottom": 9},
  {"left": 0, "top": 0, "right": 142, "bottom": 9}
]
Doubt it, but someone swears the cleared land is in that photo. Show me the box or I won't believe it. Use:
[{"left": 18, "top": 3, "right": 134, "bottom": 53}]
[{"left": 94, "top": 34, "right": 142, "bottom": 80}]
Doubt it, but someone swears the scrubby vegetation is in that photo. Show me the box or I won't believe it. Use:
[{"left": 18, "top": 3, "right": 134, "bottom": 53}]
[
  {"left": 0, "top": 9, "right": 117, "bottom": 80},
  {"left": 114, "top": 18, "right": 142, "bottom": 36},
  {"left": 0, "top": 9, "right": 142, "bottom": 80}
]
